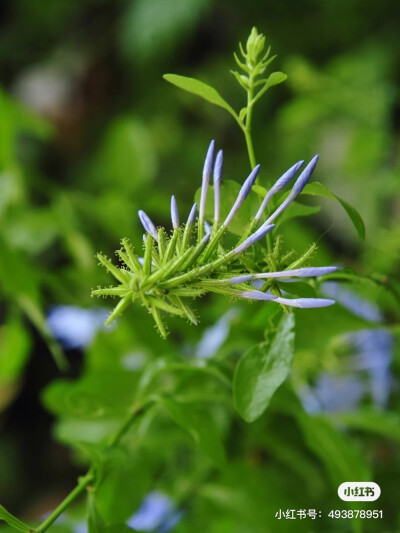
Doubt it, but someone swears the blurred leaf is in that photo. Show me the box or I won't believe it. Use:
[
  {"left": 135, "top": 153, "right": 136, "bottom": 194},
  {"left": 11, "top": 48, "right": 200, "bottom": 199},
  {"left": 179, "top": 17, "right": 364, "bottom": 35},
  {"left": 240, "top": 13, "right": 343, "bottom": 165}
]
[
  {"left": 298, "top": 414, "right": 370, "bottom": 486},
  {"left": 332, "top": 409, "right": 400, "bottom": 443},
  {"left": 301, "top": 181, "right": 365, "bottom": 240},
  {"left": 42, "top": 372, "right": 137, "bottom": 420},
  {"left": 94, "top": 447, "right": 152, "bottom": 523},
  {"left": 0, "top": 505, "right": 31, "bottom": 532},
  {"left": 164, "top": 74, "right": 237, "bottom": 120},
  {"left": 0, "top": 316, "right": 31, "bottom": 382},
  {"left": 121, "top": 0, "right": 209, "bottom": 60},
  {"left": 104, "top": 526, "right": 134, "bottom": 533},
  {"left": 233, "top": 313, "right": 295, "bottom": 422},
  {"left": 276, "top": 201, "right": 320, "bottom": 227},
  {"left": 92, "top": 117, "right": 156, "bottom": 192},
  {"left": 277, "top": 281, "right": 316, "bottom": 298},
  {"left": 87, "top": 491, "right": 104, "bottom": 533},
  {"left": 161, "top": 398, "right": 226, "bottom": 465}
]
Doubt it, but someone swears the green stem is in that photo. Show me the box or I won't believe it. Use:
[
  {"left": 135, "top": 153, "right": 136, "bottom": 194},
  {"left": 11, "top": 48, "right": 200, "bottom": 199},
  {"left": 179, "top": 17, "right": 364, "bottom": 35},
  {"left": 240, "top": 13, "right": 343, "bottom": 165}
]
[
  {"left": 243, "top": 77, "right": 273, "bottom": 254},
  {"left": 34, "top": 406, "right": 143, "bottom": 533},
  {"left": 35, "top": 470, "right": 95, "bottom": 533},
  {"left": 244, "top": 78, "right": 257, "bottom": 170}
]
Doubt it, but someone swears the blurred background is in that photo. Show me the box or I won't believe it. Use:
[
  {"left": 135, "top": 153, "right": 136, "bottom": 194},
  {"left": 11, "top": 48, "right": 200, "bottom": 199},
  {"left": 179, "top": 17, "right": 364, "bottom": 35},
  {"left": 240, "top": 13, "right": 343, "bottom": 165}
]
[{"left": 0, "top": 1, "right": 399, "bottom": 532}]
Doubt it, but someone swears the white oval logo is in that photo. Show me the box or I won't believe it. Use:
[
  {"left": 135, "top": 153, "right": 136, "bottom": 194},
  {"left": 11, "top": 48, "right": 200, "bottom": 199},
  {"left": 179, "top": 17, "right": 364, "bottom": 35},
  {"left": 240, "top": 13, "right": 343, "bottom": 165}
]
[{"left": 338, "top": 482, "right": 381, "bottom": 501}]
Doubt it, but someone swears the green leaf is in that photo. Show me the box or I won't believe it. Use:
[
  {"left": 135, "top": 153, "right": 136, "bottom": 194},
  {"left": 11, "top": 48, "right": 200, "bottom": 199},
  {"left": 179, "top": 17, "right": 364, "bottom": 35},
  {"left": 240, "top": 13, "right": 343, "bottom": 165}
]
[
  {"left": 275, "top": 201, "right": 321, "bottom": 227},
  {"left": 94, "top": 446, "right": 152, "bottom": 523},
  {"left": 87, "top": 491, "right": 105, "bottom": 533},
  {"left": 0, "top": 316, "right": 31, "bottom": 382},
  {"left": 104, "top": 526, "right": 134, "bottom": 533},
  {"left": 297, "top": 414, "right": 370, "bottom": 487},
  {"left": 265, "top": 71, "right": 287, "bottom": 89},
  {"left": 161, "top": 398, "right": 226, "bottom": 466},
  {"left": 233, "top": 313, "right": 295, "bottom": 422},
  {"left": 0, "top": 505, "right": 32, "bottom": 532},
  {"left": 332, "top": 409, "right": 400, "bottom": 444},
  {"left": 301, "top": 181, "right": 365, "bottom": 240},
  {"left": 163, "top": 74, "right": 237, "bottom": 120}
]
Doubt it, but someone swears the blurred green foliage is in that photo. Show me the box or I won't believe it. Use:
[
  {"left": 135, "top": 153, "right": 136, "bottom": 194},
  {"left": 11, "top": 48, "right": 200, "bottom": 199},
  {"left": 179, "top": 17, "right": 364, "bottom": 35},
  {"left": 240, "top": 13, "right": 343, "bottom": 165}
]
[{"left": 0, "top": 1, "right": 399, "bottom": 532}]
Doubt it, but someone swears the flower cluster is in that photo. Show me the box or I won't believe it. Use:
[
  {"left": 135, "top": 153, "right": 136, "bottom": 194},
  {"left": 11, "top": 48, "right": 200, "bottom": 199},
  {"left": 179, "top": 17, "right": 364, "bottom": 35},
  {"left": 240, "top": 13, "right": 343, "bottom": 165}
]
[{"left": 93, "top": 141, "right": 337, "bottom": 337}]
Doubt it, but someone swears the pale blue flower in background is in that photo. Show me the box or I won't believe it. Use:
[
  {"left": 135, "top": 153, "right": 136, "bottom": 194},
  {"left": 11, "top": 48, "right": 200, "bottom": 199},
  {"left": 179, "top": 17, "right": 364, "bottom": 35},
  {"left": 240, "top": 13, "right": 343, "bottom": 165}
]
[
  {"left": 347, "top": 329, "right": 393, "bottom": 407},
  {"left": 322, "top": 282, "right": 383, "bottom": 322},
  {"left": 47, "top": 305, "right": 109, "bottom": 349},
  {"left": 195, "top": 309, "right": 238, "bottom": 358},
  {"left": 128, "top": 491, "right": 181, "bottom": 532},
  {"left": 300, "top": 374, "right": 366, "bottom": 413}
]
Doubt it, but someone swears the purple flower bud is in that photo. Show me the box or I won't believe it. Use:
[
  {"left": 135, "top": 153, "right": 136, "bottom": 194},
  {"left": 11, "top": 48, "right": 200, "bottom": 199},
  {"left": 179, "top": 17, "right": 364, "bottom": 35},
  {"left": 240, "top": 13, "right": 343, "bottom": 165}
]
[
  {"left": 223, "top": 164, "right": 260, "bottom": 227},
  {"left": 199, "top": 140, "right": 216, "bottom": 222},
  {"left": 254, "top": 266, "right": 338, "bottom": 279},
  {"left": 171, "top": 195, "right": 179, "bottom": 229},
  {"left": 255, "top": 160, "right": 304, "bottom": 222},
  {"left": 238, "top": 290, "right": 277, "bottom": 301},
  {"left": 273, "top": 296, "right": 335, "bottom": 308},
  {"left": 213, "top": 150, "right": 223, "bottom": 223},
  {"left": 204, "top": 220, "right": 212, "bottom": 235},
  {"left": 264, "top": 155, "right": 319, "bottom": 226},
  {"left": 291, "top": 154, "right": 319, "bottom": 195},
  {"left": 229, "top": 274, "right": 254, "bottom": 285},
  {"left": 233, "top": 222, "right": 275, "bottom": 254},
  {"left": 187, "top": 203, "right": 197, "bottom": 225},
  {"left": 138, "top": 210, "right": 157, "bottom": 239},
  {"left": 213, "top": 150, "right": 224, "bottom": 184},
  {"left": 201, "top": 232, "right": 211, "bottom": 246}
]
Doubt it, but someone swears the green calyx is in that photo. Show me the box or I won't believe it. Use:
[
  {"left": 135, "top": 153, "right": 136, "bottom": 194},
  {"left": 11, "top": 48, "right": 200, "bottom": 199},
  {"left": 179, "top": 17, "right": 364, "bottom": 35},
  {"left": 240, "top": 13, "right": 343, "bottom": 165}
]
[{"left": 92, "top": 223, "right": 252, "bottom": 338}]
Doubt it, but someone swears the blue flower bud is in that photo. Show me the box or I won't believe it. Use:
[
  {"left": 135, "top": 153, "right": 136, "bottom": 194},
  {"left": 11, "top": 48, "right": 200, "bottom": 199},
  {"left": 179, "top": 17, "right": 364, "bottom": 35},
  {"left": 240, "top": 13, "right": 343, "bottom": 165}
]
[
  {"left": 264, "top": 155, "right": 319, "bottom": 226},
  {"left": 199, "top": 140, "right": 216, "bottom": 222},
  {"left": 213, "top": 150, "right": 223, "bottom": 223},
  {"left": 170, "top": 195, "right": 179, "bottom": 229},
  {"left": 273, "top": 296, "right": 335, "bottom": 308},
  {"left": 223, "top": 164, "right": 260, "bottom": 227},
  {"left": 204, "top": 220, "right": 212, "bottom": 235},
  {"left": 255, "top": 160, "right": 304, "bottom": 222},
  {"left": 213, "top": 149, "right": 224, "bottom": 184},
  {"left": 187, "top": 203, "right": 197, "bottom": 225},
  {"left": 291, "top": 154, "right": 319, "bottom": 195},
  {"left": 229, "top": 274, "right": 254, "bottom": 285},
  {"left": 233, "top": 222, "right": 274, "bottom": 254},
  {"left": 254, "top": 266, "right": 338, "bottom": 279},
  {"left": 138, "top": 210, "right": 158, "bottom": 240},
  {"left": 238, "top": 290, "right": 277, "bottom": 301}
]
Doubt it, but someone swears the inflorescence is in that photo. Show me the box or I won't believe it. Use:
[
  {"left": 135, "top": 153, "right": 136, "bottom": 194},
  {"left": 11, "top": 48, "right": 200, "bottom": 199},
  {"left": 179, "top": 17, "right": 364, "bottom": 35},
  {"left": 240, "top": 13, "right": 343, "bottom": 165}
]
[{"left": 93, "top": 141, "right": 337, "bottom": 337}]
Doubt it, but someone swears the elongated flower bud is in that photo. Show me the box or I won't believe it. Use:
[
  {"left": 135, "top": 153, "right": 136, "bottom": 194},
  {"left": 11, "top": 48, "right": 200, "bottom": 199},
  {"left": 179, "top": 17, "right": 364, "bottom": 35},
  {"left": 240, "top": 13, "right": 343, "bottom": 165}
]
[
  {"left": 199, "top": 140, "right": 215, "bottom": 223},
  {"left": 138, "top": 210, "right": 158, "bottom": 240},
  {"left": 204, "top": 220, "right": 212, "bottom": 235},
  {"left": 273, "top": 296, "right": 335, "bottom": 308},
  {"left": 255, "top": 160, "right": 304, "bottom": 222},
  {"left": 223, "top": 164, "right": 260, "bottom": 227},
  {"left": 187, "top": 203, "right": 197, "bottom": 225},
  {"left": 213, "top": 149, "right": 223, "bottom": 224},
  {"left": 238, "top": 290, "right": 277, "bottom": 301},
  {"left": 171, "top": 195, "right": 179, "bottom": 229},
  {"left": 264, "top": 155, "right": 319, "bottom": 226},
  {"left": 233, "top": 222, "right": 274, "bottom": 254},
  {"left": 291, "top": 154, "right": 319, "bottom": 195},
  {"left": 229, "top": 274, "right": 254, "bottom": 285},
  {"left": 254, "top": 266, "right": 338, "bottom": 279}
]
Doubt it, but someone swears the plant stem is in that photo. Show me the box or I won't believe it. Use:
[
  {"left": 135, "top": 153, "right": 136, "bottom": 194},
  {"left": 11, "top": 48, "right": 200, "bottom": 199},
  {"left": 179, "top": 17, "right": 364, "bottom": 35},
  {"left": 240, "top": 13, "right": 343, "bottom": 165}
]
[
  {"left": 34, "top": 406, "right": 143, "bottom": 533},
  {"left": 244, "top": 78, "right": 257, "bottom": 170},
  {"left": 35, "top": 470, "right": 95, "bottom": 533},
  {"left": 243, "top": 77, "right": 273, "bottom": 254}
]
